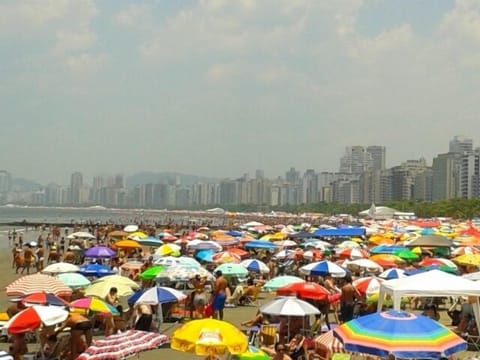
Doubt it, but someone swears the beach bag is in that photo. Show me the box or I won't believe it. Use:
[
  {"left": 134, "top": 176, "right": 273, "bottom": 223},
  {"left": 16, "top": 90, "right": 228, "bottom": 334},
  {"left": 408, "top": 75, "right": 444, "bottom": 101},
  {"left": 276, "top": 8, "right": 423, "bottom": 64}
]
[{"left": 204, "top": 301, "right": 214, "bottom": 318}]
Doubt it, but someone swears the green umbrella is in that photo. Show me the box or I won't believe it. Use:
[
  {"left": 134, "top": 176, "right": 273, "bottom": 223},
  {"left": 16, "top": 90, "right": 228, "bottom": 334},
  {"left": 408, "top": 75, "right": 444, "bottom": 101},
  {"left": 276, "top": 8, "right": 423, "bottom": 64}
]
[
  {"left": 139, "top": 265, "right": 165, "bottom": 280},
  {"left": 233, "top": 345, "right": 270, "bottom": 360},
  {"left": 394, "top": 249, "right": 419, "bottom": 261},
  {"left": 262, "top": 275, "right": 305, "bottom": 291},
  {"left": 213, "top": 263, "right": 248, "bottom": 277},
  {"left": 56, "top": 273, "right": 91, "bottom": 289}
]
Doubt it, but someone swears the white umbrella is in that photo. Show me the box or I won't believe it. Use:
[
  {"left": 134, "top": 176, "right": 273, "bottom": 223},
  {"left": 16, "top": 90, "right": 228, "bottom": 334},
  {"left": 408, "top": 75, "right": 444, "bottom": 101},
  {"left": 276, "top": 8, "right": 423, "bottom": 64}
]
[
  {"left": 67, "top": 232, "right": 95, "bottom": 239},
  {"left": 187, "top": 240, "right": 222, "bottom": 251},
  {"left": 124, "top": 225, "right": 139, "bottom": 232},
  {"left": 273, "top": 240, "right": 297, "bottom": 247},
  {"left": 135, "top": 286, "right": 187, "bottom": 305},
  {"left": 42, "top": 262, "right": 80, "bottom": 274},
  {"left": 299, "top": 260, "right": 347, "bottom": 277},
  {"left": 346, "top": 259, "right": 383, "bottom": 273},
  {"left": 260, "top": 296, "right": 320, "bottom": 317},
  {"left": 240, "top": 259, "right": 270, "bottom": 273},
  {"left": 154, "top": 256, "right": 200, "bottom": 268}
]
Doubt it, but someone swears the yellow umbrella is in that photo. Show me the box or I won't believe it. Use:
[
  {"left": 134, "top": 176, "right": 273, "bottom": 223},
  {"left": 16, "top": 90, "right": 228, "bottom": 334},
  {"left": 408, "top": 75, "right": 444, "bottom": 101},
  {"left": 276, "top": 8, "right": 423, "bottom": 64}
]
[
  {"left": 84, "top": 282, "right": 138, "bottom": 297},
  {"left": 369, "top": 254, "right": 406, "bottom": 265},
  {"left": 155, "top": 244, "right": 181, "bottom": 257},
  {"left": 171, "top": 318, "right": 248, "bottom": 356},
  {"left": 452, "top": 254, "right": 480, "bottom": 267},
  {"left": 368, "top": 235, "right": 394, "bottom": 245},
  {"left": 128, "top": 231, "right": 148, "bottom": 239}
]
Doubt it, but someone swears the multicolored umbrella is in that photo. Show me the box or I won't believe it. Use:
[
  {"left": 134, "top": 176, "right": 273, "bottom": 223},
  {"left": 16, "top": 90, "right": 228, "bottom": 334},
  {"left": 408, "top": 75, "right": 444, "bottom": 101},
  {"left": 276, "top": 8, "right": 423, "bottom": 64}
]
[
  {"left": 56, "top": 273, "right": 91, "bottom": 289},
  {"left": 134, "top": 286, "right": 187, "bottom": 305},
  {"left": 232, "top": 345, "right": 269, "bottom": 360},
  {"left": 84, "top": 246, "right": 116, "bottom": 258},
  {"left": 139, "top": 265, "right": 165, "bottom": 280},
  {"left": 262, "top": 276, "right": 305, "bottom": 292},
  {"left": 41, "top": 262, "right": 80, "bottom": 274},
  {"left": 418, "top": 258, "right": 458, "bottom": 270},
  {"left": 299, "top": 260, "right": 347, "bottom": 277},
  {"left": 77, "top": 330, "right": 169, "bottom": 360},
  {"left": 378, "top": 268, "right": 406, "bottom": 280},
  {"left": 6, "top": 273, "right": 72, "bottom": 297},
  {"left": 70, "top": 297, "right": 119, "bottom": 315},
  {"left": 276, "top": 282, "right": 329, "bottom": 301},
  {"left": 21, "top": 292, "right": 69, "bottom": 307},
  {"left": 171, "top": 318, "right": 248, "bottom": 355},
  {"left": 5, "top": 305, "right": 69, "bottom": 334},
  {"left": 337, "top": 248, "right": 369, "bottom": 260},
  {"left": 240, "top": 259, "right": 270, "bottom": 273},
  {"left": 333, "top": 310, "right": 467, "bottom": 358},
  {"left": 212, "top": 251, "right": 241, "bottom": 264},
  {"left": 352, "top": 277, "right": 384, "bottom": 297}
]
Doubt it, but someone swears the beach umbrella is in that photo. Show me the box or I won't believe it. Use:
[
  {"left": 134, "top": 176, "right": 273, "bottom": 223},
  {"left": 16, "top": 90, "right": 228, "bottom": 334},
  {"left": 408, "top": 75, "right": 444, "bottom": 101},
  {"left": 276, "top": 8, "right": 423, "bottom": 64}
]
[
  {"left": 418, "top": 258, "right": 458, "bottom": 270},
  {"left": 139, "top": 265, "right": 165, "bottom": 280},
  {"left": 91, "top": 275, "right": 139, "bottom": 288},
  {"left": 240, "top": 259, "right": 269, "bottom": 273},
  {"left": 67, "top": 232, "right": 95, "bottom": 239},
  {"left": 85, "top": 282, "right": 136, "bottom": 298},
  {"left": 333, "top": 310, "right": 467, "bottom": 358},
  {"left": 213, "top": 263, "right": 248, "bottom": 277},
  {"left": 156, "top": 265, "right": 213, "bottom": 282},
  {"left": 299, "top": 260, "right": 347, "bottom": 277},
  {"left": 188, "top": 240, "right": 222, "bottom": 251},
  {"left": 123, "top": 225, "right": 139, "bottom": 233},
  {"left": 78, "top": 263, "right": 115, "bottom": 277},
  {"left": 260, "top": 296, "right": 320, "bottom": 317},
  {"left": 452, "top": 246, "right": 480, "bottom": 256},
  {"left": 337, "top": 241, "right": 361, "bottom": 249},
  {"left": 154, "top": 256, "right": 200, "bottom": 268},
  {"left": 244, "top": 240, "right": 278, "bottom": 250},
  {"left": 314, "top": 330, "right": 345, "bottom": 358},
  {"left": 108, "top": 230, "right": 128, "bottom": 239},
  {"left": 114, "top": 239, "right": 142, "bottom": 250},
  {"left": 212, "top": 251, "right": 241, "bottom": 264},
  {"left": 369, "top": 245, "right": 407, "bottom": 255},
  {"left": 352, "top": 277, "right": 384, "bottom": 297},
  {"left": 393, "top": 249, "right": 419, "bottom": 261},
  {"left": 346, "top": 259, "right": 383, "bottom": 273},
  {"left": 262, "top": 276, "right": 305, "bottom": 292},
  {"left": 273, "top": 249, "right": 296, "bottom": 260},
  {"left": 302, "top": 249, "right": 324, "bottom": 261},
  {"left": 137, "top": 237, "right": 163, "bottom": 247},
  {"left": 337, "top": 248, "right": 369, "bottom": 260},
  {"left": 378, "top": 268, "right": 406, "bottom": 280},
  {"left": 155, "top": 244, "right": 181, "bottom": 257},
  {"left": 452, "top": 253, "right": 480, "bottom": 267},
  {"left": 276, "top": 282, "right": 329, "bottom": 301},
  {"left": 195, "top": 249, "right": 214, "bottom": 262},
  {"left": 70, "top": 297, "right": 120, "bottom": 315},
  {"left": 84, "top": 246, "right": 116, "bottom": 258},
  {"left": 134, "top": 286, "right": 187, "bottom": 305},
  {"left": 171, "top": 318, "right": 248, "bottom": 355},
  {"left": 41, "top": 262, "right": 80, "bottom": 274},
  {"left": 127, "top": 289, "right": 146, "bottom": 305},
  {"left": 159, "top": 233, "right": 178, "bottom": 242},
  {"left": 273, "top": 240, "right": 297, "bottom": 247},
  {"left": 6, "top": 273, "right": 72, "bottom": 297},
  {"left": 77, "top": 329, "right": 169, "bottom": 360},
  {"left": 21, "top": 292, "right": 69, "bottom": 307},
  {"left": 232, "top": 345, "right": 269, "bottom": 360},
  {"left": 369, "top": 254, "right": 406, "bottom": 265},
  {"left": 4, "top": 305, "right": 69, "bottom": 334},
  {"left": 56, "top": 273, "right": 91, "bottom": 289}
]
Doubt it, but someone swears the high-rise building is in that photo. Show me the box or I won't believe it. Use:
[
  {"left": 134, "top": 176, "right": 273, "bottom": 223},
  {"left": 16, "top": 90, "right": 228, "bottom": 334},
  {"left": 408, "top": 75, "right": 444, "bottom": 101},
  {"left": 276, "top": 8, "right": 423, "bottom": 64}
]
[
  {"left": 458, "top": 149, "right": 480, "bottom": 199},
  {"left": 70, "top": 172, "right": 83, "bottom": 204},
  {"left": 0, "top": 170, "right": 12, "bottom": 193},
  {"left": 339, "top": 146, "right": 373, "bottom": 174},
  {"left": 432, "top": 153, "right": 458, "bottom": 201},
  {"left": 285, "top": 167, "right": 300, "bottom": 185},
  {"left": 366, "top": 146, "right": 386, "bottom": 171},
  {"left": 449, "top": 135, "right": 473, "bottom": 155},
  {"left": 390, "top": 159, "right": 429, "bottom": 201}
]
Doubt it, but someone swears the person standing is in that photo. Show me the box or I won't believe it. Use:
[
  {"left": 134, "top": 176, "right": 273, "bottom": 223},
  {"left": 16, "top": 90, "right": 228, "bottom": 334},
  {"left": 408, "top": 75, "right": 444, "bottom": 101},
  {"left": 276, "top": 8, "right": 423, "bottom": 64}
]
[
  {"left": 340, "top": 275, "right": 360, "bottom": 323},
  {"left": 23, "top": 244, "right": 34, "bottom": 275},
  {"left": 212, "top": 270, "right": 227, "bottom": 320},
  {"left": 190, "top": 274, "right": 208, "bottom": 318}
]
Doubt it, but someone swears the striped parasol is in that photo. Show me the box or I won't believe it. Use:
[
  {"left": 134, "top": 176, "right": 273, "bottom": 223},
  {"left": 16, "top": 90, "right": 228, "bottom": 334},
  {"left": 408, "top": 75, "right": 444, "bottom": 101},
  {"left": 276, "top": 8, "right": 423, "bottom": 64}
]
[
  {"left": 6, "top": 273, "right": 72, "bottom": 297},
  {"left": 77, "top": 329, "right": 169, "bottom": 360},
  {"left": 315, "top": 330, "right": 345, "bottom": 355}
]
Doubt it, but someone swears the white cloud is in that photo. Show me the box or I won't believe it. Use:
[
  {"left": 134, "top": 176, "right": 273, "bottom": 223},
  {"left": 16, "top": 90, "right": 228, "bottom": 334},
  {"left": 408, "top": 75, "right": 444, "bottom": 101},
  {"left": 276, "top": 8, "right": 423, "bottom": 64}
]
[
  {"left": 114, "top": 4, "right": 150, "bottom": 28},
  {"left": 64, "top": 53, "right": 108, "bottom": 74},
  {"left": 53, "top": 28, "right": 97, "bottom": 54}
]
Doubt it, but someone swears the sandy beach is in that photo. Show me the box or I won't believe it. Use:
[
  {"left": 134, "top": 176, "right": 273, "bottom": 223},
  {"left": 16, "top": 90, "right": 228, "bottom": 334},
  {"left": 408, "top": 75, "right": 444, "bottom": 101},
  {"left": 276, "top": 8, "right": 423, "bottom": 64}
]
[{"left": 0, "top": 227, "right": 476, "bottom": 360}]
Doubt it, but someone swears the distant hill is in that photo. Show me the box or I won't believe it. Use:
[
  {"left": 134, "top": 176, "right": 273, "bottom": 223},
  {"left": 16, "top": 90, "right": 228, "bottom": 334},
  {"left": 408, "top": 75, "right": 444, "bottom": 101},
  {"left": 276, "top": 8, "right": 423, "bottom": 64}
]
[
  {"left": 126, "top": 172, "right": 219, "bottom": 188},
  {"left": 12, "top": 178, "right": 43, "bottom": 192}
]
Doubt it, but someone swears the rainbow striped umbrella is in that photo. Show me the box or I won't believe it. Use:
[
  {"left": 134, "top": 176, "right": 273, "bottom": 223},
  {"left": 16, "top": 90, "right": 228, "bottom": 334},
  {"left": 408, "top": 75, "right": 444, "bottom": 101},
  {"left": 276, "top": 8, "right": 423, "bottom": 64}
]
[{"left": 333, "top": 310, "right": 467, "bottom": 358}]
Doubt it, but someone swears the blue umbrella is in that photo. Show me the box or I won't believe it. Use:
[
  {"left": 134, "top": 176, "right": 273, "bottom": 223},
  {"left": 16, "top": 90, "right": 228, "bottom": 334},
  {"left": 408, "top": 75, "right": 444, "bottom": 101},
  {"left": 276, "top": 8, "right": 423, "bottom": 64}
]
[
  {"left": 78, "top": 263, "right": 115, "bottom": 277},
  {"left": 137, "top": 237, "right": 163, "bottom": 247},
  {"left": 134, "top": 286, "right": 187, "bottom": 305},
  {"left": 195, "top": 249, "right": 214, "bottom": 262},
  {"left": 128, "top": 289, "right": 146, "bottom": 305},
  {"left": 84, "top": 246, "right": 116, "bottom": 258},
  {"left": 244, "top": 240, "right": 277, "bottom": 249},
  {"left": 378, "top": 268, "right": 406, "bottom": 280},
  {"left": 369, "top": 245, "right": 407, "bottom": 254},
  {"left": 226, "top": 230, "right": 244, "bottom": 237}
]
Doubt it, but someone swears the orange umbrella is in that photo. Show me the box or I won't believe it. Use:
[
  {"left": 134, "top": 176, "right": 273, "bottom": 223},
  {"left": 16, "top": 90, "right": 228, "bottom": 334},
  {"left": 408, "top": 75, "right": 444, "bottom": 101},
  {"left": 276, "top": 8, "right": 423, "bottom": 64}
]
[
  {"left": 115, "top": 239, "right": 142, "bottom": 249},
  {"left": 369, "top": 235, "right": 395, "bottom": 245}
]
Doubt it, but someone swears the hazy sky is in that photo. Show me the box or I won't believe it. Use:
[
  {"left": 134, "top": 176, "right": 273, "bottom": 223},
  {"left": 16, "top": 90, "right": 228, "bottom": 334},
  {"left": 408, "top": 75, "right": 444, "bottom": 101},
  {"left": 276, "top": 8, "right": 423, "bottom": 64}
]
[{"left": 1, "top": 0, "right": 479, "bottom": 185}]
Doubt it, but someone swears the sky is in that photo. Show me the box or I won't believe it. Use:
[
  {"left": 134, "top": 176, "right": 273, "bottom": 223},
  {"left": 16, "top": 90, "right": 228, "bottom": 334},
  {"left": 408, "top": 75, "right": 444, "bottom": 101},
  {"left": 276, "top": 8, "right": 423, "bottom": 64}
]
[{"left": 1, "top": 0, "right": 480, "bottom": 185}]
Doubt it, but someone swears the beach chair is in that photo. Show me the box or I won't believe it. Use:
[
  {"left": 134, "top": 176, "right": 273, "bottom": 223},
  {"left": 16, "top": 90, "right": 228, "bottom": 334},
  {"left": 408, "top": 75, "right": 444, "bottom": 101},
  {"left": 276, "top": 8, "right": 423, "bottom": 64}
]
[{"left": 258, "top": 323, "right": 280, "bottom": 348}]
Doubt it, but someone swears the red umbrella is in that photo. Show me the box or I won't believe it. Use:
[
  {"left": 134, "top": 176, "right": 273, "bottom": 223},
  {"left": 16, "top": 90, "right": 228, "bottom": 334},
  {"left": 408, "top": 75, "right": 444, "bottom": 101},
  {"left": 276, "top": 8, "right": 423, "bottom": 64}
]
[
  {"left": 352, "top": 277, "right": 384, "bottom": 297},
  {"left": 276, "top": 282, "right": 330, "bottom": 301},
  {"left": 5, "top": 305, "right": 69, "bottom": 334},
  {"left": 337, "top": 248, "right": 369, "bottom": 259}
]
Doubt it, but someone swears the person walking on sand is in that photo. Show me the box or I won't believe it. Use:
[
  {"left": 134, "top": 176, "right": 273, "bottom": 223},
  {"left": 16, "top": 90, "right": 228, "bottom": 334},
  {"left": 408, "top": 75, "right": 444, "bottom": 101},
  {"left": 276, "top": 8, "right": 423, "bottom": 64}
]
[
  {"left": 23, "top": 244, "right": 34, "bottom": 275},
  {"left": 212, "top": 270, "right": 227, "bottom": 320}
]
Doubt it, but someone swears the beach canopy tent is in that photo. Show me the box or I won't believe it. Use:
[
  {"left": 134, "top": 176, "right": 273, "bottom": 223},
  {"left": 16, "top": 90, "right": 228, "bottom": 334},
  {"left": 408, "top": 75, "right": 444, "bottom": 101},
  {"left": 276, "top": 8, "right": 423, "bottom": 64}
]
[
  {"left": 406, "top": 234, "right": 453, "bottom": 248},
  {"left": 312, "top": 227, "right": 366, "bottom": 237},
  {"left": 377, "top": 269, "right": 480, "bottom": 331}
]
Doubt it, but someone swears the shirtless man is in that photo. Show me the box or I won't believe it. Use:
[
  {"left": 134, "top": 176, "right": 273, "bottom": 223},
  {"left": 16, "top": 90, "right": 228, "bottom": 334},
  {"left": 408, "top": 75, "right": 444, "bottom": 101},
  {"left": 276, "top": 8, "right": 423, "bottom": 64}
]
[
  {"left": 190, "top": 274, "right": 208, "bottom": 318},
  {"left": 23, "top": 245, "right": 34, "bottom": 274},
  {"left": 212, "top": 270, "right": 227, "bottom": 320},
  {"left": 340, "top": 276, "right": 360, "bottom": 323},
  {"left": 55, "top": 312, "right": 92, "bottom": 360}
]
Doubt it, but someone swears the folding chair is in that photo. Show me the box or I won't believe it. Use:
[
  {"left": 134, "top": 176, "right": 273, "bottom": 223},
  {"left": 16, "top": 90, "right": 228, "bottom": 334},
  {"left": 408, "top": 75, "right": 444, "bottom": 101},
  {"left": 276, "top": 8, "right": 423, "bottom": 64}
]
[
  {"left": 240, "top": 285, "right": 261, "bottom": 306},
  {"left": 258, "top": 323, "right": 280, "bottom": 348}
]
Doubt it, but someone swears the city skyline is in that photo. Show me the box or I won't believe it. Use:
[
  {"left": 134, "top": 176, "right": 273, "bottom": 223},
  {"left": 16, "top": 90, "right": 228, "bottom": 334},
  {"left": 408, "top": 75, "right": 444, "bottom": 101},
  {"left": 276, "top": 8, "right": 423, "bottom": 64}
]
[{"left": 2, "top": 1, "right": 480, "bottom": 184}]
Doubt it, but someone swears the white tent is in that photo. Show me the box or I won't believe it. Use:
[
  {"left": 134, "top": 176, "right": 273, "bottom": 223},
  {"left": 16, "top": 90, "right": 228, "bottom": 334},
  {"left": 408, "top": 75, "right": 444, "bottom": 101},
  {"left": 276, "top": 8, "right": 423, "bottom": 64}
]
[{"left": 378, "top": 269, "right": 480, "bottom": 330}]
